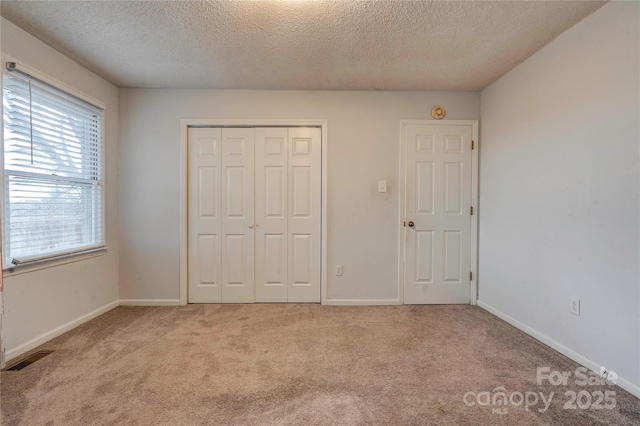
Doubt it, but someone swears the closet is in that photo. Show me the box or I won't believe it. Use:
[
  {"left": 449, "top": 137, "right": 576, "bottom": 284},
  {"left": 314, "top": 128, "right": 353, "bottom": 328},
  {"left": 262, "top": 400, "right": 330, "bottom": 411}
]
[{"left": 187, "top": 127, "right": 321, "bottom": 303}]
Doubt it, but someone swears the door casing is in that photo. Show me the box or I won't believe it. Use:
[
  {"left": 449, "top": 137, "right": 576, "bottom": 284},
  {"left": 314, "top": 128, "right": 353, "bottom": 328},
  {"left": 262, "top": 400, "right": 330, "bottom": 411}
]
[
  {"left": 179, "top": 119, "right": 328, "bottom": 305},
  {"left": 398, "top": 120, "right": 479, "bottom": 305}
]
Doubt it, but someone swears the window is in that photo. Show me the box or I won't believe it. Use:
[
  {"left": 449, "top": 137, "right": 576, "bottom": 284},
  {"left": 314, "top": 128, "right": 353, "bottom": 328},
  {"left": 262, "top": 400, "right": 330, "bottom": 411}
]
[{"left": 2, "top": 64, "right": 105, "bottom": 268}]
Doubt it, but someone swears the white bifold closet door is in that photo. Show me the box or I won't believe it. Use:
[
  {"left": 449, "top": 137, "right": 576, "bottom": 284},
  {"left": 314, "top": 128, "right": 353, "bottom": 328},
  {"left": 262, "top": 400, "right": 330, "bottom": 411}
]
[{"left": 188, "top": 127, "right": 321, "bottom": 303}]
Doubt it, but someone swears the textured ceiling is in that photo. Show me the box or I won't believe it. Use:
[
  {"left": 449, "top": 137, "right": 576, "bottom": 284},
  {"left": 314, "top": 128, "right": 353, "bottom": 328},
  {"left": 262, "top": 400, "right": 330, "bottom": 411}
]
[{"left": 0, "top": 0, "right": 606, "bottom": 90}]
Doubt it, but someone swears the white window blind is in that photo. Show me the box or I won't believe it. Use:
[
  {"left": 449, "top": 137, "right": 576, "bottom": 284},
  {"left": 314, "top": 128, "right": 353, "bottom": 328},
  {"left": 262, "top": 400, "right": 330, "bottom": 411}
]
[{"left": 2, "top": 67, "right": 105, "bottom": 267}]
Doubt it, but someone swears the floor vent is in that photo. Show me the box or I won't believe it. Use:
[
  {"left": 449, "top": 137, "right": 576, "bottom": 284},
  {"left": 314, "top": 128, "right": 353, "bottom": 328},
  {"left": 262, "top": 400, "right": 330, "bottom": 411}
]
[{"left": 5, "top": 351, "right": 53, "bottom": 371}]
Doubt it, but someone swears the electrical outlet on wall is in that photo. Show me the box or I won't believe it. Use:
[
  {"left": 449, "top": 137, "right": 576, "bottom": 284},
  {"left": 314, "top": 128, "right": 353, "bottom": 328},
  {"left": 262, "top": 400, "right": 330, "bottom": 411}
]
[
  {"left": 570, "top": 298, "right": 580, "bottom": 316},
  {"left": 335, "top": 265, "right": 343, "bottom": 276}
]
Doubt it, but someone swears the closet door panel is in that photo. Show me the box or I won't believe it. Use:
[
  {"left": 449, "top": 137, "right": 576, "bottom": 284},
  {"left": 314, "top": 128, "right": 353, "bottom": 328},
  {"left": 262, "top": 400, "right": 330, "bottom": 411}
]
[
  {"left": 255, "top": 128, "right": 288, "bottom": 302},
  {"left": 288, "top": 128, "right": 321, "bottom": 303},
  {"left": 221, "top": 128, "right": 255, "bottom": 303},
  {"left": 188, "top": 128, "right": 222, "bottom": 303}
]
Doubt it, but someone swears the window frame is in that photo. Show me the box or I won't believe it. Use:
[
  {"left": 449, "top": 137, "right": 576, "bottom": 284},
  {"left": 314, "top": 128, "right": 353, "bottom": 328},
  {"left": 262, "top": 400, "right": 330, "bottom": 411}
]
[{"left": 1, "top": 59, "right": 107, "bottom": 270}]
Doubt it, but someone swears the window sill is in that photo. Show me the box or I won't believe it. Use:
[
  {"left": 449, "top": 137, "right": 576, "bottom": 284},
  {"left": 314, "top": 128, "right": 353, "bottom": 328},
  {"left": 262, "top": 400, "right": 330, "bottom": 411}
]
[{"left": 2, "top": 248, "right": 108, "bottom": 277}]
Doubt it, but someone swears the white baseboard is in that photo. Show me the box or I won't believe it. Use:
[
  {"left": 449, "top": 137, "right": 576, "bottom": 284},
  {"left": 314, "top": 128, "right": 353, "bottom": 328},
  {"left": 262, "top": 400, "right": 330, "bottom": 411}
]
[
  {"left": 477, "top": 300, "right": 640, "bottom": 399},
  {"left": 119, "top": 299, "right": 181, "bottom": 306},
  {"left": 325, "top": 299, "right": 401, "bottom": 306},
  {"left": 5, "top": 300, "right": 119, "bottom": 362}
]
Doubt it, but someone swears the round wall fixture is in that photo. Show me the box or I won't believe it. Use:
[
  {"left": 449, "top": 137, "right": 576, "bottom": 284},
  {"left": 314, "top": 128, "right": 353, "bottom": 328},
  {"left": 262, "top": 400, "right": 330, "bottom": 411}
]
[{"left": 431, "top": 106, "right": 445, "bottom": 119}]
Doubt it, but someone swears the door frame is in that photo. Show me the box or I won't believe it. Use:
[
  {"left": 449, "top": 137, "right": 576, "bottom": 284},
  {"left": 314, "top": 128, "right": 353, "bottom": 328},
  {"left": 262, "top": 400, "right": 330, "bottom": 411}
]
[
  {"left": 397, "top": 120, "right": 479, "bottom": 305},
  {"left": 179, "top": 119, "right": 328, "bottom": 305}
]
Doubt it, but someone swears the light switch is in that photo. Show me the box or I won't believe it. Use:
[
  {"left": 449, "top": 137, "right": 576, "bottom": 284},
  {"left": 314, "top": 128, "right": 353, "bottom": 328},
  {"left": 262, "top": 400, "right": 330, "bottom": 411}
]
[{"left": 378, "top": 180, "right": 387, "bottom": 193}]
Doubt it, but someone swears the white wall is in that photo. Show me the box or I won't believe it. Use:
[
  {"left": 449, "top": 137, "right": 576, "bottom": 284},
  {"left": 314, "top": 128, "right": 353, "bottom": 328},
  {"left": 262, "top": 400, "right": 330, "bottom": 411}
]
[
  {"left": 119, "top": 90, "right": 479, "bottom": 303},
  {"left": 479, "top": 1, "right": 639, "bottom": 393},
  {"left": 0, "top": 18, "right": 120, "bottom": 360}
]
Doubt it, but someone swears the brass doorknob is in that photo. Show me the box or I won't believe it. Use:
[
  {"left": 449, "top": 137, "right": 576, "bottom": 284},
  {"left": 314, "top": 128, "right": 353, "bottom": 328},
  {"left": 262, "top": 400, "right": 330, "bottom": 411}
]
[{"left": 408, "top": 221, "right": 414, "bottom": 227}]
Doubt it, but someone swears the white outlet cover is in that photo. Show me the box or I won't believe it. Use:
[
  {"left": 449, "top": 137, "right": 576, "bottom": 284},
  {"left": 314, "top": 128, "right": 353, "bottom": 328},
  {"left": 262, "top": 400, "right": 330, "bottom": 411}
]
[
  {"left": 378, "top": 180, "right": 387, "bottom": 193},
  {"left": 570, "top": 298, "right": 580, "bottom": 316}
]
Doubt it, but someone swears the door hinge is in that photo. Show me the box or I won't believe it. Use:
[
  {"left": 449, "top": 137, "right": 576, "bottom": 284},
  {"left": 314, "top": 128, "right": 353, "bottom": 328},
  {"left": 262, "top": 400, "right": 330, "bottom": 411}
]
[
  {"left": 403, "top": 221, "right": 406, "bottom": 227},
  {"left": 470, "top": 206, "right": 474, "bottom": 215},
  {"left": 471, "top": 140, "right": 475, "bottom": 150},
  {"left": 470, "top": 272, "right": 473, "bottom": 281}
]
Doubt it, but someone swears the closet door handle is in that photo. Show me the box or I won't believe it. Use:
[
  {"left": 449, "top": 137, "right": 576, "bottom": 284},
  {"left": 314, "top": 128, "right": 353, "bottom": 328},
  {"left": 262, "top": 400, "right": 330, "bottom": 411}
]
[{"left": 249, "top": 225, "right": 254, "bottom": 229}]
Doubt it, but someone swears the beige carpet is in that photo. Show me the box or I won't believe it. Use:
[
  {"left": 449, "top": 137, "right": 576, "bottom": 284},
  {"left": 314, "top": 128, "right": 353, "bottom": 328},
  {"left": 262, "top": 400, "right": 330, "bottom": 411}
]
[{"left": 1, "top": 305, "right": 638, "bottom": 425}]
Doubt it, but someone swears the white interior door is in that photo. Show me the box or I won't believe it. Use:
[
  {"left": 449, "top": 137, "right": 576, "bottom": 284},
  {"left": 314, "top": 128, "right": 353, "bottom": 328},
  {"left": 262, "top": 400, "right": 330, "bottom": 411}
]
[
  {"left": 189, "top": 126, "right": 321, "bottom": 304},
  {"left": 221, "top": 128, "right": 255, "bottom": 303},
  {"left": 404, "top": 123, "right": 473, "bottom": 304}
]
